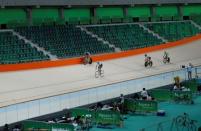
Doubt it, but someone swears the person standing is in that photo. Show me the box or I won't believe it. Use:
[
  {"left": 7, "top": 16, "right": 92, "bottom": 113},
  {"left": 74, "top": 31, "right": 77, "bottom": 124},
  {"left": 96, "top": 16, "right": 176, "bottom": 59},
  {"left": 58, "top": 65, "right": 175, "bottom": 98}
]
[
  {"left": 141, "top": 88, "right": 148, "bottom": 100},
  {"left": 119, "top": 94, "right": 125, "bottom": 113},
  {"left": 187, "top": 63, "right": 193, "bottom": 80}
]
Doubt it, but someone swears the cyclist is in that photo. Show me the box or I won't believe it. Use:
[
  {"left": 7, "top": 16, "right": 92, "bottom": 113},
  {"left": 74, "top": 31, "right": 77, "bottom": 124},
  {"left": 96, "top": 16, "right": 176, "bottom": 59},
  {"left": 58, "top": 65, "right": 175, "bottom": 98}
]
[
  {"left": 83, "top": 52, "right": 92, "bottom": 65},
  {"left": 144, "top": 54, "right": 153, "bottom": 67},
  {"left": 163, "top": 51, "right": 170, "bottom": 63},
  {"left": 145, "top": 54, "right": 149, "bottom": 63},
  {"left": 96, "top": 62, "right": 103, "bottom": 73}
]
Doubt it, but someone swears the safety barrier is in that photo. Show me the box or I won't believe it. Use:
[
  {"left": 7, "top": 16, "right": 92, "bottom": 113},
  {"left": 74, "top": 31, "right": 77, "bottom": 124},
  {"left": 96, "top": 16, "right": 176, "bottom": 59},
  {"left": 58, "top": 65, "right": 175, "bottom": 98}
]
[
  {"left": 150, "top": 89, "right": 172, "bottom": 101},
  {"left": 183, "top": 79, "right": 199, "bottom": 93},
  {"left": 70, "top": 108, "right": 95, "bottom": 120},
  {"left": 171, "top": 90, "right": 193, "bottom": 104},
  {"left": 95, "top": 110, "right": 121, "bottom": 126},
  {"left": 22, "top": 120, "right": 74, "bottom": 131},
  {"left": 70, "top": 108, "right": 122, "bottom": 126},
  {"left": 124, "top": 99, "right": 158, "bottom": 113}
]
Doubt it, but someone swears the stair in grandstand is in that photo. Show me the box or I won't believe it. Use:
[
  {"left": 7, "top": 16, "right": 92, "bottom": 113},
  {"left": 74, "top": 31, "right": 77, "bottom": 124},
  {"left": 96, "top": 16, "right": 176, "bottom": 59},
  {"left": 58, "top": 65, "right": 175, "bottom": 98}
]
[
  {"left": 0, "top": 30, "right": 50, "bottom": 64},
  {"left": 190, "top": 20, "right": 201, "bottom": 30},
  {"left": 86, "top": 23, "right": 164, "bottom": 51},
  {"left": 138, "top": 23, "right": 168, "bottom": 43},
  {"left": 14, "top": 25, "right": 115, "bottom": 59},
  {"left": 191, "top": 15, "right": 201, "bottom": 28},
  {"left": 11, "top": 30, "right": 58, "bottom": 60},
  {"left": 144, "top": 21, "right": 201, "bottom": 42},
  {"left": 77, "top": 25, "right": 121, "bottom": 52}
]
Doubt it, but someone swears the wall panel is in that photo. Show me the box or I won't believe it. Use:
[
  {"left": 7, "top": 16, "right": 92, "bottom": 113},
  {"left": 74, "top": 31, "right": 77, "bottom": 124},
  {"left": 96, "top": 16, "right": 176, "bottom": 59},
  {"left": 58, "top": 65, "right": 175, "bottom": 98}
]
[
  {"left": 6, "top": 105, "right": 17, "bottom": 124},
  {"left": 0, "top": 108, "right": 6, "bottom": 126},
  {"left": 28, "top": 100, "right": 40, "bottom": 118},
  {"left": 96, "top": 7, "right": 124, "bottom": 18},
  {"left": 17, "top": 103, "right": 28, "bottom": 121},
  {"left": 49, "top": 96, "right": 61, "bottom": 113},
  {"left": 60, "top": 94, "right": 70, "bottom": 109},
  {"left": 64, "top": 8, "right": 90, "bottom": 21},
  {"left": 0, "top": 9, "right": 26, "bottom": 24},
  {"left": 183, "top": 5, "right": 201, "bottom": 16},
  {"left": 32, "top": 8, "right": 59, "bottom": 24},
  {"left": 127, "top": 7, "right": 151, "bottom": 17},
  {"left": 39, "top": 98, "right": 50, "bottom": 115},
  {"left": 155, "top": 6, "right": 178, "bottom": 16}
]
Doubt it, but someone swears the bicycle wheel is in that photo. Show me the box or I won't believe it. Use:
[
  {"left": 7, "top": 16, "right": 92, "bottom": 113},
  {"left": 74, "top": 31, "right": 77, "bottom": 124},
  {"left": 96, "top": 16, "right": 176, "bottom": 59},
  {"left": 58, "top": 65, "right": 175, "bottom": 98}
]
[
  {"left": 189, "top": 121, "right": 197, "bottom": 131},
  {"left": 176, "top": 115, "right": 191, "bottom": 129},
  {"left": 167, "top": 57, "right": 170, "bottom": 63},
  {"left": 144, "top": 62, "right": 148, "bottom": 67},
  {"left": 95, "top": 71, "right": 99, "bottom": 78},
  {"left": 100, "top": 70, "right": 104, "bottom": 77},
  {"left": 176, "top": 116, "right": 185, "bottom": 126},
  {"left": 163, "top": 58, "right": 167, "bottom": 64},
  {"left": 150, "top": 61, "right": 153, "bottom": 67}
]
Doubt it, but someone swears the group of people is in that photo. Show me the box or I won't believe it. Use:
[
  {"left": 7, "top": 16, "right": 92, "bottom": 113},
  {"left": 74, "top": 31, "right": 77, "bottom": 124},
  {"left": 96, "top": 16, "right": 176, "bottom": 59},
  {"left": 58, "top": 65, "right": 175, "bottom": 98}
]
[
  {"left": 83, "top": 51, "right": 195, "bottom": 81},
  {"left": 144, "top": 51, "right": 170, "bottom": 67},
  {"left": 92, "top": 94, "right": 125, "bottom": 113},
  {"left": 131, "top": 88, "right": 154, "bottom": 101},
  {"left": 173, "top": 83, "right": 190, "bottom": 92},
  {"left": 83, "top": 51, "right": 171, "bottom": 76},
  {"left": 3, "top": 124, "right": 21, "bottom": 131}
]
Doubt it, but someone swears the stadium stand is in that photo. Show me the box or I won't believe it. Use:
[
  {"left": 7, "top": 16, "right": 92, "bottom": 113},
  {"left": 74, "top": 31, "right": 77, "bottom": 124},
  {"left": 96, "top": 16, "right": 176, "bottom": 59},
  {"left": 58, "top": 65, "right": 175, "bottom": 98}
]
[
  {"left": 15, "top": 25, "right": 115, "bottom": 58},
  {"left": 145, "top": 21, "right": 201, "bottom": 41},
  {"left": 1, "top": 21, "right": 200, "bottom": 64},
  {"left": 0, "top": 31, "right": 49, "bottom": 64},
  {"left": 86, "top": 24, "right": 163, "bottom": 51}
]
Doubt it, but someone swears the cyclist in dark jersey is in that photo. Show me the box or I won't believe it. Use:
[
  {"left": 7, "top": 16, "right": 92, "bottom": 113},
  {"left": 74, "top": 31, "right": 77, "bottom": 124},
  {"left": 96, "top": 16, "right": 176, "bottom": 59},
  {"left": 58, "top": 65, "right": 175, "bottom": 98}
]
[{"left": 96, "top": 62, "right": 103, "bottom": 73}]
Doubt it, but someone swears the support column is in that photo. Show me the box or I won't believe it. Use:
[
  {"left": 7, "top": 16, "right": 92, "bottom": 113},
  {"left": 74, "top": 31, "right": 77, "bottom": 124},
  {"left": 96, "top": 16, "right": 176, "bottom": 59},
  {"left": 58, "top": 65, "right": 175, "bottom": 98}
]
[
  {"left": 93, "top": 7, "right": 96, "bottom": 17},
  {"left": 150, "top": 6, "right": 156, "bottom": 21},
  {"left": 26, "top": 8, "right": 32, "bottom": 26},
  {"left": 177, "top": 5, "right": 183, "bottom": 20},
  {"left": 59, "top": 8, "right": 64, "bottom": 20},
  {"left": 123, "top": 6, "right": 128, "bottom": 17},
  {"left": 91, "top": 7, "right": 99, "bottom": 24},
  {"left": 123, "top": 6, "right": 128, "bottom": 22}
]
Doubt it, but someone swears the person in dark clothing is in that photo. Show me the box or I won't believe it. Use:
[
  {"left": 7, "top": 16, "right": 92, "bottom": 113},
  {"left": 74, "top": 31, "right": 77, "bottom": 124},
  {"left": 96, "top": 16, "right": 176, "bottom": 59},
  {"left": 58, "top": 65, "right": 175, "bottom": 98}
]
[
  {"left": 187, "top": 63, "right": 193, "bottom": 80},
  {"left": 4, "top": 124, "right": 9, "bottom": 131},
  {"left": 133, "top": 93, "right": 140, "bottom": 100}
]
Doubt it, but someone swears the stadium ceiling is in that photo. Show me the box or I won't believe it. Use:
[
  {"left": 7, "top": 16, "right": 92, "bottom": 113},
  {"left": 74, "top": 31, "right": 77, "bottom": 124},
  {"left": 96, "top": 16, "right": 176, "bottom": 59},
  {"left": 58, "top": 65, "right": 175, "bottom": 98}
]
[{"left": 0, "top": 0, "right": 201, "bottom": 6}]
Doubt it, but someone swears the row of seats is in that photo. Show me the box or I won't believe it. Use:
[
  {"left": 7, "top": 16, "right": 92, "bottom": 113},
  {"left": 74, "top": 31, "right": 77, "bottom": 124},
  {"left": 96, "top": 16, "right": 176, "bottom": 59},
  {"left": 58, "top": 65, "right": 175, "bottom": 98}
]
[
  {"left": 86, "top": 24, "right": 163, "bottom": 51},
  {"left": 145, "top": 21, "right": 201, "bottom": 41},
  {"left": 0, "top": 32, "right": 49, "bottom": 64},
  {"left": 15, "top": 25, "right": 114, "bottom": 58}
]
